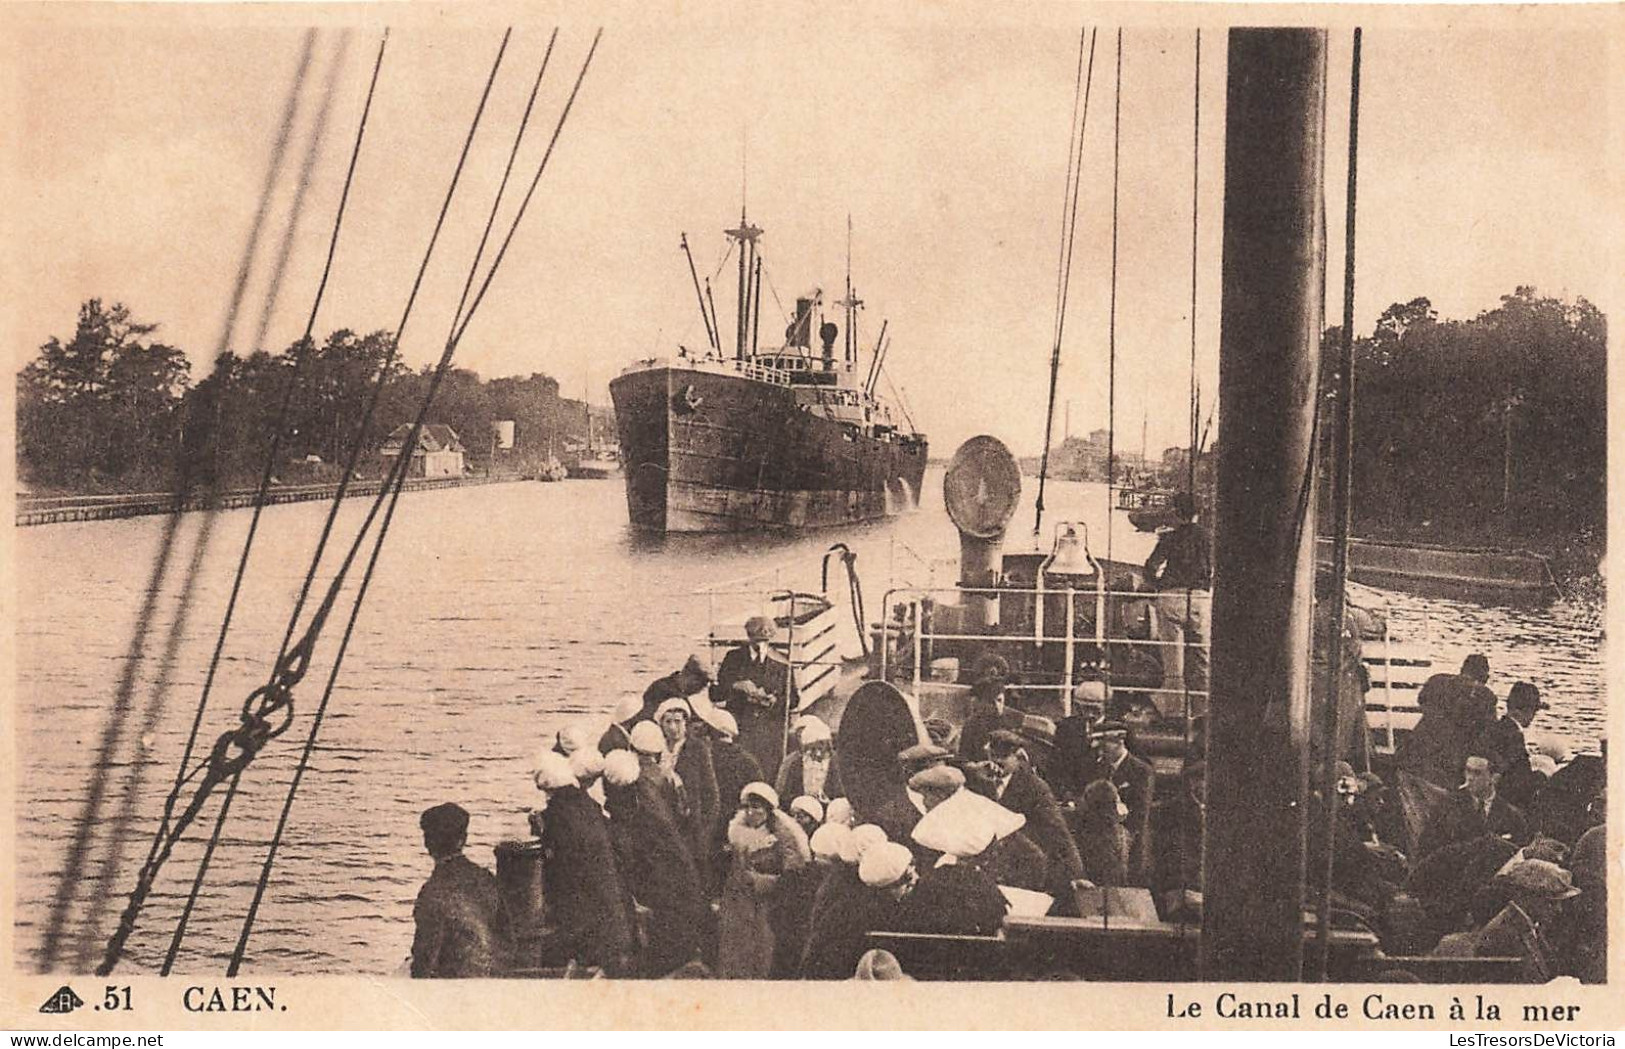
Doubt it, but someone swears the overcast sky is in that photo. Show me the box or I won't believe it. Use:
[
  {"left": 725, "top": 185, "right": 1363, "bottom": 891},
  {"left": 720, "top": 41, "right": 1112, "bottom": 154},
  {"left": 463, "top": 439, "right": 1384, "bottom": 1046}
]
[{"left": 3, "top": 3, "right": 1616, "bottom": 458}]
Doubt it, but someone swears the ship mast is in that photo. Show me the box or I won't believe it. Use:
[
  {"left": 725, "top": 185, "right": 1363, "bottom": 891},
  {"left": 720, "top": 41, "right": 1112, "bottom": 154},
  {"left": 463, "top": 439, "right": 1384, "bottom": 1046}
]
[
  {"left": 836, "top": 215, "right": 864, "bottom": 377},
  {"left": 1202, "top": 26, "right": 1327, "bottom": 982},
  {"left": 725, "top": 207, "right": 762, "bottom": 360}
]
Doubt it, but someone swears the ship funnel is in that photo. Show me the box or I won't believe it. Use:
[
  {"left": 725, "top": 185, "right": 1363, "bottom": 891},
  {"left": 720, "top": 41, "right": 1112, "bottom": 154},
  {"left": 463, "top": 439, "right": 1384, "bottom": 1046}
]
[
  {"left": 787, "top": 298, "right": 815, "bottom": 348},
  {"left": 944, "top": 436, "right": 1023, "bottom": 629}
]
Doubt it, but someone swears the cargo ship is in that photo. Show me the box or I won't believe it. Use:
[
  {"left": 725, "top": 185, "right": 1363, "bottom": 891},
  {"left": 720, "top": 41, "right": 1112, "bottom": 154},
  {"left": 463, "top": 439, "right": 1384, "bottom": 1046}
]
[{"left": 610, "top": 214, "right": 928, "bottom": 532}]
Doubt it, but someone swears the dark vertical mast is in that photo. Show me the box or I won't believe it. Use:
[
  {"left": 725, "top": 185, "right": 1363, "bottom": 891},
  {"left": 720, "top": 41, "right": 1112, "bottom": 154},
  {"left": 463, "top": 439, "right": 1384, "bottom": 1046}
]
[
  {"left": 735, "top": 208, "right": 748, "bottom": 358},
  {"left": 725, "top": 209, "right": 763, "bottom": 361},
  {"left": 837, "top": 216, "right": 863, "bottom": 375},
  {"left": 845, "top": 215, "right": 854, "bottom": 367},
  {"left": 1202, "top": 27, "right": 1327, "bottom": 982},
  {"left": 681, "top": 233, "right": 717, "bottom": 352},
  {"left": 750, "top": 255, "right": 763, "bottom": 355}
]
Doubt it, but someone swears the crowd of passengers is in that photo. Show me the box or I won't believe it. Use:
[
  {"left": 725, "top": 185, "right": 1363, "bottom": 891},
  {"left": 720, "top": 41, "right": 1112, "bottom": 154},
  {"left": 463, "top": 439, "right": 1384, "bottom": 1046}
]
[{"left": 409, "top": 629, "right": 1606, "bottom": 984}]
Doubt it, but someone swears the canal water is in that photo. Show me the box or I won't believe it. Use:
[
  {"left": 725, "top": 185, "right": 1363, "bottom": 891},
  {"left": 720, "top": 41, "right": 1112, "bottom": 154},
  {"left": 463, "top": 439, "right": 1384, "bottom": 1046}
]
[{"left": 12, "top": 473, "right": 1604, "bottom": 975}]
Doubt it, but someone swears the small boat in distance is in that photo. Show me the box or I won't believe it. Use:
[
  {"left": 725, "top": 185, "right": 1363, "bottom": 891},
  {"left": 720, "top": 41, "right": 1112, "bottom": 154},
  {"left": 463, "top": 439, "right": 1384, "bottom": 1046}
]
[
  {"left": 611, "top": 212, "right": 928, "bottom": 532},
  {"left": 568, "top": 396, "right": 621, "bottom": 480}
]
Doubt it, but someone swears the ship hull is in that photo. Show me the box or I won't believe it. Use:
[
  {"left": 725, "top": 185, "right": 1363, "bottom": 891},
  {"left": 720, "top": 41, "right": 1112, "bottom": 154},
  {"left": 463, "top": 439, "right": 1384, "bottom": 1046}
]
[{"left": 610, "top": 365, "right": 929, "bottom": 533}]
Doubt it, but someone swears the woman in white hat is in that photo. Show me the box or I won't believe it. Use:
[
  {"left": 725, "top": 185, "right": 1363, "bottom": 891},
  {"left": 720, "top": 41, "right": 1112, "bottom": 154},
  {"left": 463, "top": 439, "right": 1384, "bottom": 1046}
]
[
  {"left": 798, "top": 825, "right": 899, "bottom": 980},
  {"left": 531, "top": 752, "right": 634, "bottom": 973},
  {"left": 600, "top": 748, "right": 707, "bottom": 976},
  {"left": 629, "top": 720, "right": 688, "bottom": 832},
  {"left": 657, "top": 697, "right": 721, "bottom": 889},
  {"left": 718, "top": 782, "right": 810, "bottom": 979},
  {"left": 598, "top": 692, "right": 647, "bottom": 755},
  {"left": 775, "top": 717, "right": 842, "bottom": 805}
]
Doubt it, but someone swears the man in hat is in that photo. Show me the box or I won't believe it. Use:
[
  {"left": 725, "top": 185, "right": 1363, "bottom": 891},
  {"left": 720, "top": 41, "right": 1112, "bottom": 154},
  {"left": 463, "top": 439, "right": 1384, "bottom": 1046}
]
[
  {"left": 1152, "top": 759, "right": 1206, "bottom": 921},
  {"left": 1144, "top": 492, "right": 1212, "bottom": 716},
  {"left": 1417, "top": 752, "right": 1534, "bottom": 863},
  {"left": 984, "top": 729, "right": 1085, "bottom": 899},
  {"left": 957, "top": 669, "right": 1025, "bottom": 761},
  {"left": 1399, "top": 654, "right": 1499, "bottom": 789},
  {"left": 1076, "top": 722, "right": 1156, "bottom": 884},
  {"left": 908, "top": 763, "right": 965, "bottom": 813},
  {"left": 641, "top": 655, "right": 713, "bottom": 724},
  {"left": 714, "top": 615, "right": 798, "bottom": 782},
  {"left": 1471, "top": 682, "right": 1548, "bottom": 809},
  {"left": 410, "top": 803, "right": 511, "bottom": 978}
]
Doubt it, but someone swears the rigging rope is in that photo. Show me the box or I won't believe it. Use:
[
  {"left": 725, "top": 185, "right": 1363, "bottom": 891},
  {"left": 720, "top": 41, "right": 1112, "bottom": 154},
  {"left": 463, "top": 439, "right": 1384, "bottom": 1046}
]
[
  {"left": 167, "top": 28, "right": 517, "bottom": 974},
  {"left": 1033, "top": 27, "right": 1097, "bottom": 536},
  {"left": 83, "top": 28, "right": 325, "bottom": 977},
  {"left": 1314, "top": 26, "right": 1363, "bottom": 982},
  {"left": 228, "top": 30, "right": 602, "bottom": 976},
  {"left": 1188, "top": 30, "right": 1202, "bottom": 498},
  {"left": 1105, "top": 29, "right": 1122, "bottom": 572},
  {"left": 155, "top": 33, "right": 366, "bottom": 978},
  {"left": 1179, "top": 29, "right": 1202, "bottom": 738},
  {"left": 103, "top": 28, "right": 511, "bottom": 975},
  {"left": 882, "top": 370, "right": 918, "bottom": 435}
]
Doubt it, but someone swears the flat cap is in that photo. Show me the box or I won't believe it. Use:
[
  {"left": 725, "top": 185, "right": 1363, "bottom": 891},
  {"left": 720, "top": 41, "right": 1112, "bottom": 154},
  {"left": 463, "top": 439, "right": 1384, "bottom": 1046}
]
[{"left": 908, "top": 764, "right": 966, "bottom": 794}]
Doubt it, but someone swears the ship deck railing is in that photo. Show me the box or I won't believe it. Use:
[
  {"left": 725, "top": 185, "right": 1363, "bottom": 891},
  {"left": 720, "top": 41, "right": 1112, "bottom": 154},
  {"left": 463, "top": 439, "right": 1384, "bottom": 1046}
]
[
  {"left": 636, "top": 352, "right": 795, "bottom": 387},
  {"left": 878, "top": 582, "right": 1213, "bottom": 723},
  {"left": 877, "top": 580, "right": 1436, "bottom": 756}
]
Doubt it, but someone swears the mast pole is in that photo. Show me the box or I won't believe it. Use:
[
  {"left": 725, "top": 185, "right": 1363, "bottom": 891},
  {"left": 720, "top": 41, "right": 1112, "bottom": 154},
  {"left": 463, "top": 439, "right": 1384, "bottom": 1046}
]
[
  {"left": 864, "top": 319, "right": 890, "bottom": 396},
  {"left": 705, "top": 278, "right": 722, "bottom": 357},
  {"left": 751, "top": 255, "right": 763, "bottom": 355},
  {"left": 735, "top": 207, "right": 749, "bottom": 359},
  {"left": 681, "top": 233, "right": 717, "bottom": 352},
  {"left": 1202, "top": 27, "right": 1328, "bottom": 983},
  {"left": 725, "top": 212, "right": 763, "bottom": 362},
  {"left": 845, "top": 215, "right": 854, "bottom": 368}
]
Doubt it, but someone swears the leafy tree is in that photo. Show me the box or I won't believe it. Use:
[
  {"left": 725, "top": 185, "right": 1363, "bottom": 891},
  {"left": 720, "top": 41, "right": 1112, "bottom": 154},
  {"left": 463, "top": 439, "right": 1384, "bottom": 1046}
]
[
  {"left": 1319, "top": 287, "right": 1605, "bottom": 549},
  {"left": 18, "top": 299, "right": 189, "bottom": 487}
]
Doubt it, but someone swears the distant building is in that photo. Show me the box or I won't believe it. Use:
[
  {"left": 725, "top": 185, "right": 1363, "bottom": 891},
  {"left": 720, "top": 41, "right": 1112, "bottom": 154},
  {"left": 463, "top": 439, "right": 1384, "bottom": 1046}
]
[{"left": 380, "top": 423, "right": 466, "bottom": 479}]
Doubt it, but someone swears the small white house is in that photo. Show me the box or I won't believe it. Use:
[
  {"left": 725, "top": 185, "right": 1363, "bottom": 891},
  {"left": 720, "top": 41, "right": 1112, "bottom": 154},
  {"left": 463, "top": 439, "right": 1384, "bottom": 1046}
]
[{"left": 380, "top": 423, "right": 466, "bottom": 479}]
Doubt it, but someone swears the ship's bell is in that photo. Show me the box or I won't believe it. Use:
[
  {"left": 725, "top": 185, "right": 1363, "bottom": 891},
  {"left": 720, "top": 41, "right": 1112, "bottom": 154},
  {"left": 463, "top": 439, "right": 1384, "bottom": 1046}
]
[{"left": 1042, "top": 521, "right": 1097, "bottom": 577}]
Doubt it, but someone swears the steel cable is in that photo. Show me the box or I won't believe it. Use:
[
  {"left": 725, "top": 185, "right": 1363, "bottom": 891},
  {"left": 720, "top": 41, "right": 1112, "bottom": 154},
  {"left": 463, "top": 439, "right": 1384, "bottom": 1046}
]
[
  {"left": 1034, "top": 27, "right": 1098, "bottom": 536},
  {"left": 227, "top": 30, "right": 602, "bottom": 975},
  {"left": 151, "top": 28, "right": 514, "bottom": 974},
  {"left": 76, "top": 28, "right": 319, "bottom": 976}
]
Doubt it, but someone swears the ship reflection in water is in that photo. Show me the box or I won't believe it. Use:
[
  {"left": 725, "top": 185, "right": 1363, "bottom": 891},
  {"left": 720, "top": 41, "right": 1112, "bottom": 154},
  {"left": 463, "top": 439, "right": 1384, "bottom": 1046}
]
[{"left": 13, "top": 475, "right": 1602, "bottom": 974}]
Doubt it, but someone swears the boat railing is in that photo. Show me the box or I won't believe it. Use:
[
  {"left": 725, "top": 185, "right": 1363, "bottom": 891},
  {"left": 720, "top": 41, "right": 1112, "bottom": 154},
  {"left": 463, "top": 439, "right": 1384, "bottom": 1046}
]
[
  {"left": 697, "top": 584, "right": 856, "bottom": 709},
  {"left": 660, "top": 353, "right": 795, "bottom": 387},
  {"left": 877, "top": 583, "right": 1212, "bottom": 721},
  {"left": 1357, "top": 593, "right": 1436, "bottom": 757}
]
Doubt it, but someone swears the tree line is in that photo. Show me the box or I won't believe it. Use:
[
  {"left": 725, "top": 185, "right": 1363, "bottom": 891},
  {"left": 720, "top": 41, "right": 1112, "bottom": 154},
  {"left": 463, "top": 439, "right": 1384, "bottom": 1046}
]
[
  {"left": 1320, "top": 286, "right": 1605, "bottom": 552},
  {"left": 16, "top": 288, "right": 1607, "bottom": 555},
  {"left": 16, "top": 299, "right": 600, "bottom": 493}
]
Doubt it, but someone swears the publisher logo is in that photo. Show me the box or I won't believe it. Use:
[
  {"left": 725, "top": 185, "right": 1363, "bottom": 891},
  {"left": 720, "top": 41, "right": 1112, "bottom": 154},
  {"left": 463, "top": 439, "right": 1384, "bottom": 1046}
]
[{"left": 38, "top": 985, "right": 85, "bottom": 1014}]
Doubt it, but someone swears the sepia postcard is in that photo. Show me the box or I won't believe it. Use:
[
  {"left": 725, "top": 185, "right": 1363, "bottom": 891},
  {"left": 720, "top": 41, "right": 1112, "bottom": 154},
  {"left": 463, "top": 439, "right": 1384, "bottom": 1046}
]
[{"left": 1, "top": 0, "right": 1620, "bottom": 1032}]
